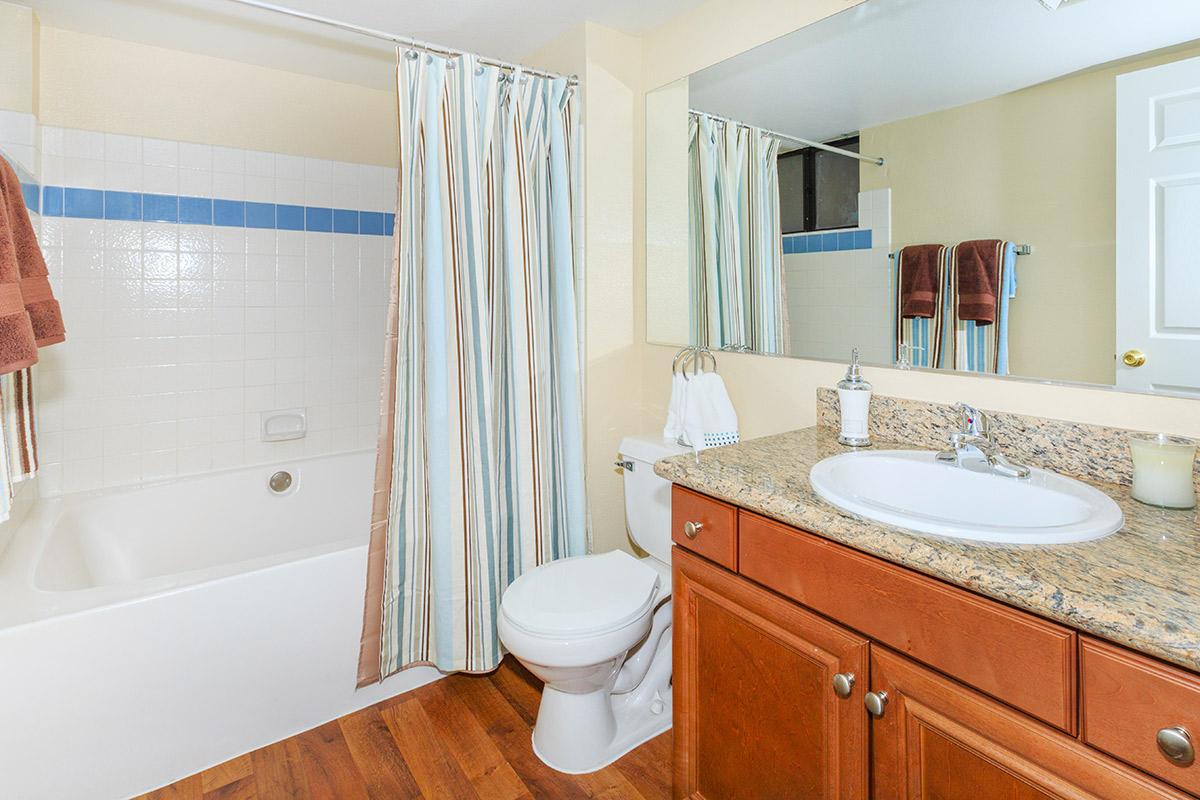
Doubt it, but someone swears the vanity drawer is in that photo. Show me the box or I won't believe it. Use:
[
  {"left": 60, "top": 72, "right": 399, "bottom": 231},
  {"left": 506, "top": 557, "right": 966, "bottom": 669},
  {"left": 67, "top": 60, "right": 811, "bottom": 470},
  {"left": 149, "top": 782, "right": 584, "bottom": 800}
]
[
  {"left": 671, "top": 486, "right": 738, "bottom": 570},
  {"left": 738, "top": 512, "right": 1077, "bottom": 733},
  {"left": 1081, "top": 637, "right": 1200, "bottom": 796}
]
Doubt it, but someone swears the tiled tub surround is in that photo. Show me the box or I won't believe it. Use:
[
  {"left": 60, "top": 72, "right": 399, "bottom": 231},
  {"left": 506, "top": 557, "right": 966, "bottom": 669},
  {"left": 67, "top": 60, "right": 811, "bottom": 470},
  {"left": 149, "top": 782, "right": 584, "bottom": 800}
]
[
  {"left": 0, "top": 109, "right": 39, "bottom": 180},
  {"left": 783, "top": 188, "right": 892, "bottom": 365},
  {"left": 33, "top": 126, "right": 398, "bottom": 495},
  {"left": 815, "top": 388, "right": 1200, "bottom": 492},
  {"left": 656, "top": 424, "right": 1200, "bottom": 674}
]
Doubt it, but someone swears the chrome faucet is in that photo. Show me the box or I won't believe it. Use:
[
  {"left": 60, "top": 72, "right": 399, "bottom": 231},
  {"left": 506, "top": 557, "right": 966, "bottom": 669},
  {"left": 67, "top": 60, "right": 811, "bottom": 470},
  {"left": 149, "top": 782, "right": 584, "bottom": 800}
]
[{"left": 936, "top": 403, "right": 1031, "bottom": 479}]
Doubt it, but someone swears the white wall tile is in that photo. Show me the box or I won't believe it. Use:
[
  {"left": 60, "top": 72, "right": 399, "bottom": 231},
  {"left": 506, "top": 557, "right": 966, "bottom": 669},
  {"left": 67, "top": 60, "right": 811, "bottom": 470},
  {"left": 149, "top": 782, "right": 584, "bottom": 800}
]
[
  {"left": 275, "top": 154, "right": 305, "bottom": 179},
  {"left": 178, "top": 142, "right": 212, "bottom": 171},
  {"left": 142, "top": 138, "right": 179, "bottom": 167},
  {"left": 104, "top": 133, "right": 142, "bottom": 164},
  {"left": 37, "top": 128, "right": 394, "bottom": 496},
  {"left": 244, "top": 150, "right": 274, "bottom": 177}
]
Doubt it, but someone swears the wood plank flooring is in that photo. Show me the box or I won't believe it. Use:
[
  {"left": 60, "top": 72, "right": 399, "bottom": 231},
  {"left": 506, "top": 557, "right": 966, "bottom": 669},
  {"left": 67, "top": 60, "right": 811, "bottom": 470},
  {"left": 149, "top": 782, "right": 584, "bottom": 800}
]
[{"left": 136, "top": 657, "right": 672, "bottom": 800}]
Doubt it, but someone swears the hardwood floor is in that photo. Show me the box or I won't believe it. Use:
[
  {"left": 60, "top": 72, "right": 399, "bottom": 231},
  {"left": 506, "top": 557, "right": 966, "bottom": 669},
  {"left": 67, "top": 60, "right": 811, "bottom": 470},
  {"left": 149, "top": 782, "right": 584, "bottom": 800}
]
[{"left": 136, "top": 657, "right": 672, "bottom": 800}]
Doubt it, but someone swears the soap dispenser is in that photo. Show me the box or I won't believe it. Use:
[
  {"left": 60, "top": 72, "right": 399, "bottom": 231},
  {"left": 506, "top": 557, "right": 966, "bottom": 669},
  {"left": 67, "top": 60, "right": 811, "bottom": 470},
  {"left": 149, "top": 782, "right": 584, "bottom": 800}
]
[{"left": 837, "top": 349, "right": 872, "bottom": 447}]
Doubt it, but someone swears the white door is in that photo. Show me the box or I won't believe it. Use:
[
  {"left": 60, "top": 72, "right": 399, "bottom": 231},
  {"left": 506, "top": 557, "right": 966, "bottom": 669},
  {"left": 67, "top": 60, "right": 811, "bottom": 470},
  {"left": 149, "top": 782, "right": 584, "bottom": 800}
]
[{"left": 1116, "top": 55, "right": 1200, "bottom": 394}]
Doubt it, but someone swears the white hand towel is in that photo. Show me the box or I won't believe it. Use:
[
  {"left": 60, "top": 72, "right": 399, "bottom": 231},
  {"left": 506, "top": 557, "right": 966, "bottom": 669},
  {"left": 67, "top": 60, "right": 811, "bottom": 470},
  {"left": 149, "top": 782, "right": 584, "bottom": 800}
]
[
  {"left": 663, "top": 373, "right": 687, "bottom": 441},
  {"left": 680, "top": 372, "right": 740, "bottom": 454}
]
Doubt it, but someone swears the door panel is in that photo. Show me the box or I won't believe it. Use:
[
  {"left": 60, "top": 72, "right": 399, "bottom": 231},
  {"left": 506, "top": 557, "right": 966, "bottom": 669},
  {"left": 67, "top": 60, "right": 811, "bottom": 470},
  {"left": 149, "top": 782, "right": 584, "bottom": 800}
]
[
  {"left": 869, "top": 646, "right": 1190, "bottom": 799},
  {"left": 1116, "top": 55, "right": 1200, "bottom": 394},
  {"left": 673, "top": 547, "right": 869, "bottom": 800}
]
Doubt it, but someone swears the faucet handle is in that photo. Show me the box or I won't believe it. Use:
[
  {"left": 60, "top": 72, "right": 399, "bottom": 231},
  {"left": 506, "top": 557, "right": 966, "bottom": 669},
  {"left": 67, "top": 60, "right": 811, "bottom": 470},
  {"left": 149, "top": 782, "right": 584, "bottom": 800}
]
[{"left": 953, "top": 402, "right": 991, "bottom": 439}]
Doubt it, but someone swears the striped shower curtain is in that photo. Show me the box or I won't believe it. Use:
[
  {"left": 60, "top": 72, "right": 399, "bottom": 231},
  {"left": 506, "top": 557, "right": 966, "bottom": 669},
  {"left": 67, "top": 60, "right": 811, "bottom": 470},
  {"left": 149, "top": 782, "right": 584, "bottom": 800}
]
[
  {"left": 358, "top": 51, "right": 585, "bottom": 681},
  {"left": 688, "top": 112, "right": 786, "bottom": 352}
]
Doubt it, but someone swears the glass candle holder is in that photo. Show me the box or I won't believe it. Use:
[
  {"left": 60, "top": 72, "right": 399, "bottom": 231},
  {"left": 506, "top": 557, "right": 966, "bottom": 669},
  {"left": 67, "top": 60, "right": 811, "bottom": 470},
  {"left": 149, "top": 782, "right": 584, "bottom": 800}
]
[{"left": 1128, "top": 433, "right": 1197, "bottom": 509}]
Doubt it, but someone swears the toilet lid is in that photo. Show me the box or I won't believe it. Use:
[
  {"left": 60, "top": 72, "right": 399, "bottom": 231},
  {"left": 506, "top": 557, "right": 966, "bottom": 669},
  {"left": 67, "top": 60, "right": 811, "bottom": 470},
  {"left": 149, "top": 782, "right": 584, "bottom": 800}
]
[{"left": 501, "top": 551, "right": 661, "bottom": 638}]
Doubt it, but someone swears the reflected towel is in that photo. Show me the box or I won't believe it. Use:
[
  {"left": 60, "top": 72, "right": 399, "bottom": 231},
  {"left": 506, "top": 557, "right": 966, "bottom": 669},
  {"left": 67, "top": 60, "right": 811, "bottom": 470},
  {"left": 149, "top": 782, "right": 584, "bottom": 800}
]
[
  {"left": 898, "top": 244, "right": 945, "bottom": 319},
  {"left": 680, "top": 372, "right": 739, "bottom": 454},
  {"left": 954, "top": 239, "right": 1005, "bottom": 325}
]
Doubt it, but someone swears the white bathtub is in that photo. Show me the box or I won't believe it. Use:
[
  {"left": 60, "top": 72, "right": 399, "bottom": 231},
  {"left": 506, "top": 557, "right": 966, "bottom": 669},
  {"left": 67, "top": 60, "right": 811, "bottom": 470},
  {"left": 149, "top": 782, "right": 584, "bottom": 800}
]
[{"left": 0, "top": 451, "right": 441, "bottom": 800}]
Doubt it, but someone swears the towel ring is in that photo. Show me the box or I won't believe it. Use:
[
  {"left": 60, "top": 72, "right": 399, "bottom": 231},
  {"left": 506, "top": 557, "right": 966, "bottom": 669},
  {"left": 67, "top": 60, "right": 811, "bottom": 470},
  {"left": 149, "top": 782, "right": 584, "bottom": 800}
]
[
  {"left": 670, "top": 348, "right": 690, "bottom": 376},
  {"left": 672, "top": 346, "right": 717, "bottom": 377}
]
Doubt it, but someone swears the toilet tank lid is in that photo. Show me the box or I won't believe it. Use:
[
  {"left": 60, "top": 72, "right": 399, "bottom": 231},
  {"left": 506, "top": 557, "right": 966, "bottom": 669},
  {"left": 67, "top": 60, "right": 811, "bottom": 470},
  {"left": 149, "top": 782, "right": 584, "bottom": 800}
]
[{"left": 619, "top": 434, "right": 690, "bottom": 465}]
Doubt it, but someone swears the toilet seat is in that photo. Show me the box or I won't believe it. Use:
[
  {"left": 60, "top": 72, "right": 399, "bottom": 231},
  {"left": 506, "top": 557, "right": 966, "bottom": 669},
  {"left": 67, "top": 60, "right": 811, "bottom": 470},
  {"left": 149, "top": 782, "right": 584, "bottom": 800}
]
[{"left": 501, "top": 551, "right": 661, "bottom": 638}]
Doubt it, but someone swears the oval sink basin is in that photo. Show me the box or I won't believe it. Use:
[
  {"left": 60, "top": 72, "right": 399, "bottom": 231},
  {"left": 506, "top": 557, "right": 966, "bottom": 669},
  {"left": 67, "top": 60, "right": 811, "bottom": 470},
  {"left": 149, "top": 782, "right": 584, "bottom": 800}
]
[{"left": 809, "top": 450, "right": 1124, "bottom": 544}]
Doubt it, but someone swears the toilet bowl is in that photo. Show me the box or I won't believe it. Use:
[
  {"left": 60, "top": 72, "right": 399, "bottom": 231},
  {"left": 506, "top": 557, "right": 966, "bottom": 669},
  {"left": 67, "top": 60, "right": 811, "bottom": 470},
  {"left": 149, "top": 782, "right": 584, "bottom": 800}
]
[{"left": 498, "top": 434, "right": 687, "bottom": 774}]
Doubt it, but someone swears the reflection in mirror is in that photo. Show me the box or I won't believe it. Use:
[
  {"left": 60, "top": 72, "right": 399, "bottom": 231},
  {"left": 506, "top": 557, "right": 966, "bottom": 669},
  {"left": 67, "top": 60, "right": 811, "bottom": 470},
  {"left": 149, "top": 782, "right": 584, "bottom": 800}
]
[{"left": 644, "top": 0, "right": 1200, "bottom": 395}]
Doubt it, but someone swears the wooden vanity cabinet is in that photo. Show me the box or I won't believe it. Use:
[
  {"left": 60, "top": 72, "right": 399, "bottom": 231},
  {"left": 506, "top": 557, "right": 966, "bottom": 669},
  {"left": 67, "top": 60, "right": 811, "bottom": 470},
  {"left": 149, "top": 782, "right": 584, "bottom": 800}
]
[
  {"left": 671, "top": 486, "right": 1197, "bottom": 800},
  {"left": 673, "top": 547, "right": 870, "bottom": 799},
  {"left": 871, "top": 646, "right": 1186, "bottom": 799}
]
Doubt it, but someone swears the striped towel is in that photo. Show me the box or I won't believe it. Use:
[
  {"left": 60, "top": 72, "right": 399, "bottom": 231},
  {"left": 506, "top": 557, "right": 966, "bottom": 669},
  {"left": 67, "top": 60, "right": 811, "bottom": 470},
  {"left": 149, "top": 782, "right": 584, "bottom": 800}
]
[
  {"left": 0, "top": 366, "right": 38, "bottom": 522},
  {"left": 892, "top": 245, "right": 950, "bottom": 368},
  {"left": 950, "top": 242, "right": 1018, "bottom": 375}
]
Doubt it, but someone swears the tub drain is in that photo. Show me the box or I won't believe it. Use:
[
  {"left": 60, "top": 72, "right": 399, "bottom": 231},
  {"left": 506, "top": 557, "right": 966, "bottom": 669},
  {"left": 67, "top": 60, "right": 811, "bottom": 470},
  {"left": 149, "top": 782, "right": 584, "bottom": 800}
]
[{"left": 269, "top": 471, "right": 293, "bottom": 493}]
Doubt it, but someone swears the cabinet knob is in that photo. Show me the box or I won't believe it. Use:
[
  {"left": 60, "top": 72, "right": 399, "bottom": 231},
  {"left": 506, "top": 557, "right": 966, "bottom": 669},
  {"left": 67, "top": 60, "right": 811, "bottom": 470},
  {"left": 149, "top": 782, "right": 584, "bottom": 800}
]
[
  {"left": 832, "top": 672, "right": 855, "bottom": 699},
  {"left": 864, "top": 691, "right": 889, "bottom": 718},
  {"left": 683, "top": 521, "right": 703, "bottom": 539},
  {"left": 1157, "top": 726, "right": 1195, "bottom": 766}
]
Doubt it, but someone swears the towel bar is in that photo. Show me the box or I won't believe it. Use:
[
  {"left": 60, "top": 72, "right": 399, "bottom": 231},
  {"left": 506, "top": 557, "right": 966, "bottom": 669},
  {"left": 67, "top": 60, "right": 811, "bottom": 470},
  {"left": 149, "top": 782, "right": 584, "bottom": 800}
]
[{"left": 889, "top": 244, "right": 1031, "bottom": 259}]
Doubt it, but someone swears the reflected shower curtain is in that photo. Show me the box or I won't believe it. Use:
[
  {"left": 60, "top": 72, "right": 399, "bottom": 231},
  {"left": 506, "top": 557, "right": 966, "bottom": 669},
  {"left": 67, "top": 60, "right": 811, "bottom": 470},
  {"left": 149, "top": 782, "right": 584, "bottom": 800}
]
[
  {"left": 688, "top": 113, "right": 786, "bottom": 352},
  {"left": 358, "top": 51, "right": 585, "bottom": 681}
]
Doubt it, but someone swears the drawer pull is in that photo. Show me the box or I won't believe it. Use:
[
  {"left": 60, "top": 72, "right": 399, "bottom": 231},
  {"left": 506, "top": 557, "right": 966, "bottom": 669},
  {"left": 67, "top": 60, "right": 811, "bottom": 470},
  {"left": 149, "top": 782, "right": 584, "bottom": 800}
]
[
  {"left": 864, "top": 691, "right": 888, "bottom": 718},
  {"left": 683, "top": 521, "right": 703, "bottom": 539},
  {"left": 1157, "top": 726, "right": 1195, "bottom": 766},
  {"left": 832, "top": 672, "right": 855, "bottom": 699}
]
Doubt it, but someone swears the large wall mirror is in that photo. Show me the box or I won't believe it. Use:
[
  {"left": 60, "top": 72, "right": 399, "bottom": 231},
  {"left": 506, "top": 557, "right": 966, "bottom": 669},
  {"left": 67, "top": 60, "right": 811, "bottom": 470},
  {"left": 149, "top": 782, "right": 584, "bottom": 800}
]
[{"left": 645, "top": 0, "right": 1200, "bottom": 395}]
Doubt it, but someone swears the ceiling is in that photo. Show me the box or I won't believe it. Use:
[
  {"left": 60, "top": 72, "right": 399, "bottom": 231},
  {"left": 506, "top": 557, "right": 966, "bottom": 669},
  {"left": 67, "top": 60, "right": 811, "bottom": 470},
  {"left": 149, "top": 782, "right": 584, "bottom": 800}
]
[
  {"left": 688, "top": 0, "right": 1200, "bottom": 144},
  {"left": 15, "top": 0, "right": 704, "bottom": 90}
]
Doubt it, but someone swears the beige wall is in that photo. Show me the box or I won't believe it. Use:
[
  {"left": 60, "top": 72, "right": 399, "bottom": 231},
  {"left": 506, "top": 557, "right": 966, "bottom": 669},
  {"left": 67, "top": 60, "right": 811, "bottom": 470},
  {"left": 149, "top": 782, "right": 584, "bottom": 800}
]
[
  {"left": 37, "top": 26, "right": 397, "bottom": 165},
  {"left": 0, "top": 2, "right": 37, "bottom": 114},
  {"left": 556, "top": 0, "right": 1200, "bottom": 555},
  {"left": 644, "top": 77, "right": 691, "bottom": 345},
  {"left": 861, "top": 42, "right": 1200, "bottom": 386},
  {"left": 528, "top": 23, "right": 649, "bottom": 555}
]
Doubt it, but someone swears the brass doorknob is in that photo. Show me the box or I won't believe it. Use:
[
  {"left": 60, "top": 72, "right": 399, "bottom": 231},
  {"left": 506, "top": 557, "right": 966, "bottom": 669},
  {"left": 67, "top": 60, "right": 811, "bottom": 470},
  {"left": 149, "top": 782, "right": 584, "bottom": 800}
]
[{"left": 1123, "top": 349, "right": 1146, "bottom": 367}]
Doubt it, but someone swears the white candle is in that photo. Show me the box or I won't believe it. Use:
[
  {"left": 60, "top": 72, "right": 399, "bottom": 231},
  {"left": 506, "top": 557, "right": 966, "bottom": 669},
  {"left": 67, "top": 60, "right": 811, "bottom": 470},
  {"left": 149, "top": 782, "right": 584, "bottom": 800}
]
[{"left": 1129, "top": 434, "right": 1197, "bottom": 509}]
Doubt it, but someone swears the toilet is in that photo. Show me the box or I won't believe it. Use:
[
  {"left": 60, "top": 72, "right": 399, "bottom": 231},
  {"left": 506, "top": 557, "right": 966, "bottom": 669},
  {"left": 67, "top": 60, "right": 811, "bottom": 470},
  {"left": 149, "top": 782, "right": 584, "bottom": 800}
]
[{"left": 497, "top": 434, "right": 687, "bottom": 774}]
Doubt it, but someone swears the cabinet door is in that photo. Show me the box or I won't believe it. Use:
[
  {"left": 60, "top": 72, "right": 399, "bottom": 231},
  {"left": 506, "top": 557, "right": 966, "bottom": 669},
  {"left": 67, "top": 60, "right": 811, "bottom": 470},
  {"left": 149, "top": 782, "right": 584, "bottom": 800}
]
[
  {"left": 673, "top": 547, "right": 869, "bottom": 800},
  {"left": 869, "top": 646, "right": 1190, "bottom": 800}
]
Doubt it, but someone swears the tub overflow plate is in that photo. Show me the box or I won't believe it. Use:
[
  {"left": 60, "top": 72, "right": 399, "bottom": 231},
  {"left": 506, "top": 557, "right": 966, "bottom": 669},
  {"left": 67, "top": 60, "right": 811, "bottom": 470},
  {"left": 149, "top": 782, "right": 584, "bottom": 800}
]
[{"left": 269, "top": 471, "right": 293, "bottom": 493}]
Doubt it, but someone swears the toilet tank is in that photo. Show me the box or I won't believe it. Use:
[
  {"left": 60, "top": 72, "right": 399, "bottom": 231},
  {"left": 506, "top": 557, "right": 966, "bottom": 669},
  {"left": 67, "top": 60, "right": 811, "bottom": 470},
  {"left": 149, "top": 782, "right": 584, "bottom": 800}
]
[{"left": 618, "top": 435, "right": 691, "bottom": 564}]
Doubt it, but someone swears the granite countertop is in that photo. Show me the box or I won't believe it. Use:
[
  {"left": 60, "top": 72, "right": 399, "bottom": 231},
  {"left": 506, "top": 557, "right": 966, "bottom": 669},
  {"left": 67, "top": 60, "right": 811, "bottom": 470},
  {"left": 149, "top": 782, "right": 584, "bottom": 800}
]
[{"left": 655, "top": 426, "right": 1200, "bottom": 673}]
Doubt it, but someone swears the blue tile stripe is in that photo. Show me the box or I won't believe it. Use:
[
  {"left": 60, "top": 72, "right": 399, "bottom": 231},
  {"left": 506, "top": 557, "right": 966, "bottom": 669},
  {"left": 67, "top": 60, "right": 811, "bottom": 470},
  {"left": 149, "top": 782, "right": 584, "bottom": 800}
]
[
  {"left": 20, "top": 183, "right": 40, "bottom": 213},
  {"left": 27, "top": 183, "right": 393, "bottom": 236},
  {"left": 784, "top": 228, "right": 873, "bottom": 254}
]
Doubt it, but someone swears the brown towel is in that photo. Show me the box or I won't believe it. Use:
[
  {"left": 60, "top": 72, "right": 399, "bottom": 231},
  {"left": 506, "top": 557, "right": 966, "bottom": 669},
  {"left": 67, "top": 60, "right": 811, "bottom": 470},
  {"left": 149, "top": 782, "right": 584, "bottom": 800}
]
[
  {"left": 954, "top": 239, "right": 1005, "bottom": 326},
  {"left": 898, "top": 244, "right": 945, "bottom": 319},
  {"left": 1, "top": 157, "right": 65, "bottom": 351},
  {"left": 0, "top": 159, "right": 39, "bottom": 374}
]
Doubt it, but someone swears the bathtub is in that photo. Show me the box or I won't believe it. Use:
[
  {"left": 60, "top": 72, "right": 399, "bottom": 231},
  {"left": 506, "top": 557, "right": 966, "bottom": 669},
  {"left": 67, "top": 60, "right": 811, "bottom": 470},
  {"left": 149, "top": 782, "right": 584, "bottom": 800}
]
[{"left": 0, "top": 451, "right": 441, "bottom": 800}]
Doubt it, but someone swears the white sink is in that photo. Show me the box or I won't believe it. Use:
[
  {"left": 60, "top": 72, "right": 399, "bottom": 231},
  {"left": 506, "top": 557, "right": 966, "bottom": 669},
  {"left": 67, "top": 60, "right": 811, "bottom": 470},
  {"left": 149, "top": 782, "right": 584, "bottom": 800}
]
[{"left": 809, "top": 450, "right": 1124, "bottom": 544}]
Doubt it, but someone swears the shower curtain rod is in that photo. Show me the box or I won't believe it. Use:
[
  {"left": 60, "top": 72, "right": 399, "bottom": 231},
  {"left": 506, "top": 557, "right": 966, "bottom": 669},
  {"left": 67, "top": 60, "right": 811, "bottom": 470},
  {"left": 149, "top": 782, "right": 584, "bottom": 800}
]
[
  {"left": 221, "top": 0, "right": 579, "bottom": 86},
  {"left": 690, "top": 108, "right": 885, "bottom": 167}
]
